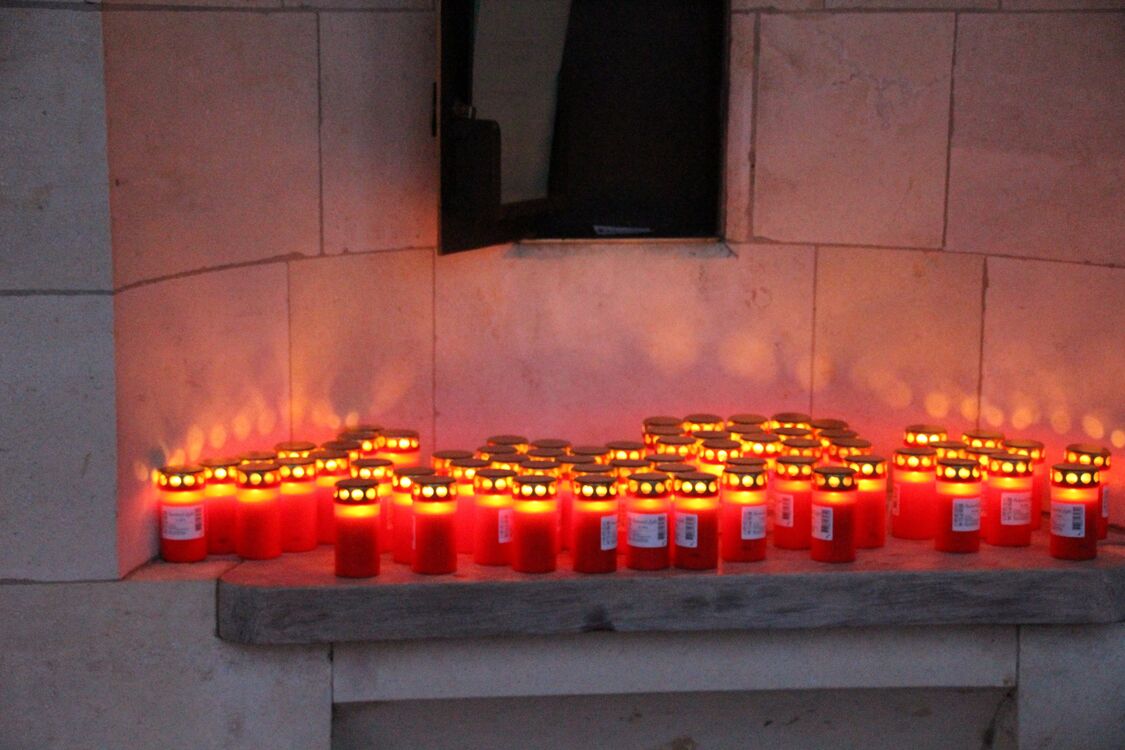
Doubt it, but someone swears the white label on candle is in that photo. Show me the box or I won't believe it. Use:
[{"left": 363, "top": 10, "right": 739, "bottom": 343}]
[
  {"left": 675, "top": 512, "right": 698, "bottom": 548},
  {"left": 891, "top": 485, "right": 901, "bottom": 515},
  {"left": 740, "top": 505, "right": 766, "bottom": 540},
  {"left": 775, "top": 494, "right": 794, "bottom": 528},
  {"left": 600, "top": 515, "right": 618, "bottom": 551},
  {"left": 628, "top": 512, "right": 667, "bottom": 547},
  {"left": 951, "top": 497, "right": 981, "bottom": 532},
  {"left": 812, "top": 504, "right": 833, "bottom": 541},
  {"left": 497, "top": 508, "right": 512, "bottom": 544},
  {"left": 1051, "top": 502, "right": 1085, "bottom": 538},
  {"left": 1102, "top": 487, "right": 1110, "bottom": 518},
  {"left": 1000, "top": 491, "right": 1032, "bottom": 525},
  {"left": 162, "top": 505, "right": 204, "bottom": 540}
]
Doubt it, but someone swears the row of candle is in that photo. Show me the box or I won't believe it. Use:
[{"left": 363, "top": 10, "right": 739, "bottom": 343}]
[{"left": 153, "top": 413, "right": 1113, "bottom": 576}]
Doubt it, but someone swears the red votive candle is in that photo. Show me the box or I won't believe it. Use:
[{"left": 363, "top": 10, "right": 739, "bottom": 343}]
[
  {"left": 845, "top": 455, "right": 888, "bottom": 549},
  {"left": 275, "top": 440, "right": 317, "bottom": 460},
  {"left": 566, "top": 462, "right": 613, "bottom": 551},
  {"left": 572, "top": 444, "right": 612, "bottom": 464},
  {"left": 740, "top": 433, "right": 783, "bottom": 472},
  {"left": 963, "top": 429, "right": 1005, "bottom": 450},
  {"left": 338, "top": 428, "right": 382, "bottom": 457},
  {"left": 411, "top": 476, "right": 457, "bottom": 574},
  {"left": 771, "top": 455, "right": 817, "bottom": 550},
  {"left": 531, "top": 437, "right": 572, "bottom": 454},
  {"left": 472, "top": 469, "right": 517, "bottom": 565},
  {"left": 348, "top": 456, "right": 392, "bottom": 537},
  {"left": 1049, "top": 463, "right": 1101, "bottom": 561},
  {"left": 313, "top": 449, "right": 352, "bottom": 543},
  {"left": 904, "top": 424, "right": 948, "bottom": 448},
  {"left": 449, "top": 456, "right": 489, "bottom": 554},
  {"left": 817, "top": 428, "right": 857, "bottom": 454},
  {"left": 1004, "top": 439, "right": 1045, "bottom": 530},
  {"left": 810, "top": 466, "right": 857, "bottom": 563},
  {"left": 931, "top": 440, "right": 968, "bottom": 462},
  {"left": 333, "top": 478, "right": 381, "bottom": 578},
  {"left": 1065, "top": 444, "right": 1111, "bottom": 540},
  {"left": 934, "top": 458, "right": 982, "bottom": 553},
  {"left": 511, "top": 475, "right": 559, "bottom": 573},
  {"left": 683, "top": 413, "right": 725, "bottom": 434},
  {"left": 390, "top": 465, "right": 435, "bottom": 564},
  {"left": 781, "top": 436, "right": 822, "bottom": 462},
  {"left": 528, "top": 447, "right": 567, "bottom": 462},
  {"left": 672, "top": 471, "right": 720, "bottom": 570},
  {"left": 487, "top": 433, "right": 530, "bottom": 454},
  {"left": 200, "top": 457, "right": 239, "bottom": 554},
  {"left": 653, "top": 435, "right": 698, "bottom": 465},
  {"left": 277, "top": 457, "right": 318, "bottom": 552},
  {"left": 728, "top": 413, "right": 769, "bottom": 433},
  {"left": 607, "top": 440, "right": 646, "bottom": 462},
  {"left": 825, "top": 437, "right": 872, "bottom": 467},
  {"left": 432, "top": 449, "right": 474, "bottom": 475},
  {"left": 644, "top": 423, "right": 685, "bottom": 450},
  {"left": 982, "top": 453, "right": 1034, "bottom": 547},
  {"left": 624, "top": 472, "right": 671, "bottom": 570},
  {"left": 235, "top": 461, "right": 282, "bottom": 560},
  {"left": 379, "top": 428, "right": 420, "bottom": 468},
  {"left": 891, "top": 447, "right": 937, "bottom": 540},
  {"left": 609, "top": 459, "right": 648, "bottom": 547},
  {"left": 810, "top": 417, "right": 849, "bottom": 437},
  {"left": 720, "top": 464, "right": 768, "bottom": 563},
  {"left": 240, "top": 450, "right": 278, "bottom": 465},
  {"left": 520, "top": 458, "right": 562, "bottom": 478},
  {"left": 644, "top": 414, "right": 684, "bottom": 433},
  {"left": 698, "top": 439, "right": 742, "bottom": 477},
  {"left": 571, "top": 475, "right": 618, "bottom": 573},
  {"left": 769, "top": 411, "right": 812, "bottom": 433},
  {"left": 156, "top": 465, "right": 207, "bottom": 563},
  {"left": 321, "top": 440, "right": 361, "bottom": 465}
]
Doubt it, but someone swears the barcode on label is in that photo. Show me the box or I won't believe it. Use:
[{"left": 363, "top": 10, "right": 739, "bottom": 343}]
[
  {"left": 891, "top": 485, "right": 901, "bottom": 515},
  {"left": 812, "top": 504, "right": 833, "bottom": 541},
  {"left": 775, "top": 494, "right": 794, "bottom": 528},
  {"left": 600, "top": 515, "right": 618, "bottom": 551},
  {"left": 1051, "top": 503, "right": 1085, "bottom": 538},
  {"left": 675, "top": 512, "right": 698, "bottom": 548},
  {"left": 740, "top": 505, "right": 766, "bottom": 540},
  {"left": 628, "top": 512, "right": 668, "bottom": 548},
  {"left": 951, "top": 497, "right": 981, "bottom": 532},
  {"left": 497, "top": 508, "right": 512, "bottom": 544},
  {"left": 161, "top": 505, "right": 204, "bottom": 541},
  {"left": 1102, "top": 487, "right": 1110, "bottom": 519},
  {"left": 1000, "top": 491, "right": 1032, "bottom": 526}
]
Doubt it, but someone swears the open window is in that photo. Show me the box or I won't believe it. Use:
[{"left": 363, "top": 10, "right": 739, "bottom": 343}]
[{"left": 439, "top": 0, "right": 726, "bottom": 253}]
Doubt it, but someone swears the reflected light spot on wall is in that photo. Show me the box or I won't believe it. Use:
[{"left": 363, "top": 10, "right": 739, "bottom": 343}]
[
  {"left": 232, "top": 411, "right": 252, "bottom": 440},
  {"left": 344, "top": 411, "right": 360, "bottom": 429},
  {"left": 256, "top": 408, "right": 277, "bottom": 436},
  {"left": 133, "top": 460, "right": 150, "bottom": 482},
  {"left": 960, "top": 397, "right": 979, "bottom": 422},
  {"left": 1049, "top": 408, "right": 1072, "bottom": 435},
  {"left": 209, "top": 423, "right": 228, "bottom": 449},
  {"left": 924, "top": 391, "right": 951, "bottom": 419},
  {"left": 717, "top": 334, "right": 776, "bottom": 384},
  {"left": 1010, "top": 406, "right": 1035, "bottom": 431},
  {"left": 981, "top": 403, "right": 1004, "bottom": 429},
  {"left": 1111, "top": 429, "right": 1125, "bottom": 449},
  {"left": 1082, "top": 415, "right": 1105, "bottom": 440},
  {"left": 168, "top": 448, "right": 186, "bottom": 466},
  {"left": 186, "top": 425, "right": 205, "bottom": 461},
  {"left": 644, "top": 320, "right": 698, "bottom": 374},
  {"left": 882, "top": 379, "right": 912, "bottom": 410}
]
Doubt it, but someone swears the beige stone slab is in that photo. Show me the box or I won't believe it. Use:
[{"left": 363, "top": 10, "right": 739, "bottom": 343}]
[
  {"left": 947, "top": 14, "right": 1125, "bottom": 265},
  {"left": 979, "top": 257, "right": 1125, "bottom": 525},
  {"left": 0, "top": 578, "right": 330, "bottom": 749},
  {"left": 811, "top": 246, "right": 984, "bottom": 457},
  {"left": 289, "top": 250, "right": 435, "bottom": 451},
  {"left": 1018, "top": 624, "right": 1125, "bottom": 750},
  {"left": 724, "top": 14, "right": 756, "bottom": 242},
  {"left": 754, "top": 14, "right": 953, "bottom": 248},
  {"left": 334, "top": 625, "right": 1016, "bottom": 702},
  {"left": 334, "top": 688, "right": 1015, "bottom": 750},
  {"left": 0, "top": 10, "right": 112, "bottom": 291},
  {"left": 434, "top": 242, "right": 814, "bottom": 448},
  {"left": 828, "top": 0, "right": 994, "bottom": 6},
  {"left": 115, "top": 265, "right": 291, "bottom": 576},
  {"left": 0, "top": 296, "right": 117, "bottom": 581},
  {"left": 103, "top": 12, "right": 319, "bottom": 288},
  {"left": 320, "top": 12, "right": 437, "bottom": 255}
]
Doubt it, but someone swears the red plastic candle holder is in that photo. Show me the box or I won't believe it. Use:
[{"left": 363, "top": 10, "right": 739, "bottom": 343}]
[
  {"left": 740, "top": 433, "right": 783, "bottom": 471},
  {"left": 449, "top": 456, "right": 489, "bottom": 553},
  {"left": 934, "top": 458, "right": 983, "bottom": 553},
  {"left": 531, "top": 438, "right": 572, "bottom": 454},
  {"left": 891, "top": 447, "right": 937, "bottom": 540},
  {"left": 390, "top": 466, "right": 436, "bottom": 564},
  {"left": 510, "top": 475, "right": 559, "bottom": 573},
  {"left": 781, "top": 436, "right": 822, "bottom": 461},
  {"left": 825, "top": 437, "right": 872, "bottom": 466},
  {"left": 982, "top": 453, "right": 1034, "bottom": 547},
  {"left": 769, "top": 411, "right": 812, "bottom": 433},
  {"left": 235, "top": 461, "right": 282, "bottom": 560},
  {"left": 1004, "top": 438, "right": 1045, "bottom": 530},
  {"left": 487, "top": 433, "right": 530, "bottom": 454},
  {"left": 903, "top": 424, "right": 947, "bottom": 448},
  {"left": 200, "top": 457, "right": 239, "bottom": 554},
  {"left": 277, "top": 456, "right": 318, "bottom": 553},
  {"left": 672, "top": 471, "right": 720, "bottom": 570},
  {"left": 379, "top": 428, "right": 420, "bottom": 468},
  {"left": 321, "top": 440, "right": 362, "bottom": 465},
  {"left": 643, "top": 423, "right": 684, "bottom": 450},
  {"left": 720, "top": 465, "right": 768, "bottom": 563},
  {"left": 240, "top": 450, "right": 278, "bottom": 464},
  {"left": 727, "top": 413, "right": 769, "bottom": 433},
  {"left": 683, "top": 413, "right": 725, "bottom": 434},
  {"left": 810, "top": 466, "right": 857, "bottom": 563},
  {"left": 571, "top": 475, "right": 619, "bottom": 573},
  {"left": 653, "top": 435, "right": 697, "bottom": 462},
  {"left": 697, "top": 438, "right": 742, "bottom": 477},
  {"left": 312, "top": 449, "right": 352, "bottom": 543},
  {"left": 624, "top": 472, "right": 672, "bottom": 570},
  {"left": 571, "top": 444, "right": 612, "bottom": 464},
  {"left": 810, "top": 417, "right": 849, "bottom": 436},
  {"left": 930, "top": 440, "right": 968, "bottom": 461},
  {"left": 471, "top": 469, "right": 517, "bottom": 565},
  {"left": 155, "top": 465, "right": 207, "bottom": 563},
  {"left": 962, "top": 429, "right": 1005, "bottom": 450},
  {"left": 410, "top": 476, "right": 458, "bottom": 575},
  {"left": 844, "top": 455, "right": 888, "bottom": 549},
  {"left": 1065, "top": 444, "right": 1111, "bottom": 540},
  {"left": 771, "top": 455, "right": 817, "bottom": 550},
  {"left": 274, "top": 441, "right": 317, "bottom": 459},
  {"left": 1049, "top": 463, "right": 1101, "bottom": 561},
  {"left": 333, "top": 478, "right": 381, "bottom": 578},
  {"left": 432, "top": 449, "right": 474, "bottom": 475},
  {"left": 607, "top": 440, "right": 646, "bottom": 462},
  {"left": 338, "top": 428, "right": 383, "bottom": 456},
  {"left": 348, "top": 456, "right": 392, "bottom": 537}
]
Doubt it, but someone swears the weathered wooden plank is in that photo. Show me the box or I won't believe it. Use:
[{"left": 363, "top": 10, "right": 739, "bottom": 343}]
[{"left": 217, "top": 534, "right": 1125, "bottom": 645}]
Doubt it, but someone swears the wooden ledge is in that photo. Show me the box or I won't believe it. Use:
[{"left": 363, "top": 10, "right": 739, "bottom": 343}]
[{"left": 217, "top": 533, "right": 1125, "bottom": 644}]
